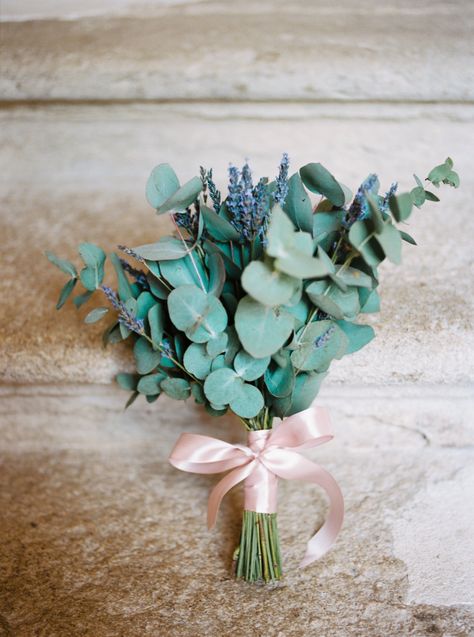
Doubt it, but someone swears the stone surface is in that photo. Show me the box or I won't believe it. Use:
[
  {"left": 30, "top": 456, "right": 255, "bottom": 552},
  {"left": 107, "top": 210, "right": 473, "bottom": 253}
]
[
  {"left": 0, "top": 384, "right": 473, "bottom": 636},
  {"left": 1, "top": 0, "right": 474, "bottom": 102},
  {"left": 1, "top": 103, "right": 473, "bottom": 385}
]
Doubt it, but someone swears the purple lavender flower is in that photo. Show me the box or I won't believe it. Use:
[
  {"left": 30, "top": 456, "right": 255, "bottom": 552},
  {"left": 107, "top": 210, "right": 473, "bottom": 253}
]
[
  {"left": 206, "top": 169, "right": 222, "bottom": 213},
  {"left": 101, "top": 285, "right": 144, "bottom": 335},
  {"left": 380, "top": 182, "right": 398, "bottom": 213},
  {"left": 117, "top": 245, "right": 144, "bottom": 263},
  {"left": 344, "top": 174, "right": 380, "bottom": 228},
  {"left": 273, "top": 152, "right": 290, "bottom": 205},
  {"left": 314, "top": 325, "right": 335, "bottom": 349},
  {"left": 119, "top": 259, "right": 148, "bottom": 289}
]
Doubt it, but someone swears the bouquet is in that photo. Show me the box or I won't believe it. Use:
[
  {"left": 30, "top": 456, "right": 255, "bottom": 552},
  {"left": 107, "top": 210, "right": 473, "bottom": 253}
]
[{"left": 46, "top": 154, "right": 459, "bottom": 583}]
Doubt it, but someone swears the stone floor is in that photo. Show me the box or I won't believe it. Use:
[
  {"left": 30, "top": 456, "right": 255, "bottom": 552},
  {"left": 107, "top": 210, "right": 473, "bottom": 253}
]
[{"left": 1, "top": 385, "right": 473, "bottom": 636}]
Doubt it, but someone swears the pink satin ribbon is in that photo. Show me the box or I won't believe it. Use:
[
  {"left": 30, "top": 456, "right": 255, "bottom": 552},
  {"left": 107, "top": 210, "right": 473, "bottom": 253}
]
[{"left": 169, "top": 405, "right": 344, "bottom": 567}]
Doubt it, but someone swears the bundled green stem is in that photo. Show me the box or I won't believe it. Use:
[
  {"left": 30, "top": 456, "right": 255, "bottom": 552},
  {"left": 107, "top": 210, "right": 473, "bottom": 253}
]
[{"left": 234, "top": 511, "right": 282, "bottom": 583}]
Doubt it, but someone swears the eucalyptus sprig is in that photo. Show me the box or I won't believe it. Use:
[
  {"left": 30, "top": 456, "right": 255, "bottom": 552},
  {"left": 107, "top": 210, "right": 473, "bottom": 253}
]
[{"left": 46, "top": 155, "right": 459, "bottom": 426}]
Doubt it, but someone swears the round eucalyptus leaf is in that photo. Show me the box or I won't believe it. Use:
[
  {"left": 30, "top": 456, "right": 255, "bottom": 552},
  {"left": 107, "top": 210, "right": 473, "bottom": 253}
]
[
  {"left": 203, "top": 368, "right": 239, "bottom": 405},
  {"left": 116, "top": 372, "right": 138, "bottom": 391},
  {"left": 183, "top": 343, "right": 213, "bottom": 380},
  {"left": 283, "top": 173, "right": 313, "bottom": 233},
  {"left": 133, "top": 336, "right": 161, "bottom": 374},
  {"left": 290, "top": 321, "right": 348, "bottom": 372},
  {"left": 336, "top": 320, "right": 375, "bottom": 355},
  {"left": 136, "top": 292, "right": 156, "bottom": 320},
  {"left": 264, "top": 354, "right": 295, "bottom": 398},
  {"left": 235, "top": 296, "right": 294, "bottom": 358},
  {"left": 229, "top": 383, "right": 264, "bottom": 419},
  {"left": 156, "top": 176, "right": 203, "bottom": 214},
  {"left": 146, "top": 163, "right": 180, "bottom": 209},
  {"left": 168, "top": 285, "right": 227, "bottom": 343},
  {"left": 133, "top": 237, "right": 189, "bottom": 261},
  {"left": 160, "top": 377, "right": 191, "bottom": 400},
  {"left": 191, "top": 382, "right": 206, "bottom": 404},
  {"left": 137, "top": 373, "right": 166, "bottom": 395},
  {"left": 148, "top": 304, "right": 164, "bottom": 349},
  {"left": 234, "top": 350, "right": 270, "bottom": 381},
  {"left": 56, "top": 278, "right": 77, "bottom": 310},
  {"left": 375, "top": 223, "right": 402, "bottom": 265},
  {"left": 211, "top": 354, "right": 226, "bottom": 371},
  {"left": 286, "top": 372, "right": 327, "bottom": 416},
  {"left": 242, "top": 260, "right": 299, "bottom": 307},
  {"left": 45, "top": 251, "right": 77, "bottom": 278},
  {"left": 299, "top": 162, "right": 345, "bottom": 207},
  {"left": 306, "top": 281, "right": 345, "bottom": 320},
  {"left": 206, "top": 332, "right": 228, "bottom": 358},
  {"left": 205, "top": 404, "right": 228, "bottom": 417},
  {"left": 78, "top": 243, "right": 106, "bottom": 291}
]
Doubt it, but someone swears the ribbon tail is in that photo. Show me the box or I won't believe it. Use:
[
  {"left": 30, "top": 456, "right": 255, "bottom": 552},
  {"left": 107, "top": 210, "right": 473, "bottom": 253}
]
[
  {"left": 263, "top": 449, "right": 344, "bottom": 568},
  {"left": 207, "top": 461, "right": 255, "bottom": 530}
]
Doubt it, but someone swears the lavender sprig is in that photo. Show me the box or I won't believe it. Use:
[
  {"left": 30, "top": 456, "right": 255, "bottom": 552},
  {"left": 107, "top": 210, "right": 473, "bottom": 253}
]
[
  {"left": 273, "top": 152, "right": 290, "bottom": 205},
  {"left": 343, "top": 173, "right": 380, "bottom": 228},
  {"left": 119, "top": 259, "right": 148, "bottom": 288},
  {"left": 101, "top": 285, "right": 144, "bottom": 335}
]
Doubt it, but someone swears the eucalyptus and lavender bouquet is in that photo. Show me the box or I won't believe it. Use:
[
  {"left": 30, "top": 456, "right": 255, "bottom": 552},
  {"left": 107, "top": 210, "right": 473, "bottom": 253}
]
[{"left": 46, "top": 155, "right": 459, "bottom": 583}]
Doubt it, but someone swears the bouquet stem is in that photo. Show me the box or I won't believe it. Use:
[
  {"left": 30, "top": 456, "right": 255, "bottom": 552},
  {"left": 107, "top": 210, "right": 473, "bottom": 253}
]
[{"left": 234, "top": 510, "right": 282, "bottom": 583}]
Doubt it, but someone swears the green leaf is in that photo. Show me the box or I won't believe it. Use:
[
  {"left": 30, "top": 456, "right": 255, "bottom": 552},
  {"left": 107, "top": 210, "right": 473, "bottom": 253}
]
[
  {"left": 45, "top": 251, "right": 77, "bottom": 278},
  {"left": 400, "top": 230, "right": 417, "bottom": 245},
  {"left": 286, "top": 372, "right": 327, "bottom": 416},
  {"left": 211, "top": 354, "right": 226, "bottom": 371},
  {"left": 183, "top": 343, "right": 213, "bottom": 380},
  {"left": 160, "top": 254, "right": 207, "bottom": 289},
  {"left": 205, "top": 404, "right": 228, "bottom": 417},
  {"left": 136, "top": 292, "right": 156, "bottom": 320},
  {"left": 333, "top": 266, "right": 373, "bottom": 288},
  {"left": 234, "top": 350, "right": 270, "bottom": 381},
  {"left": 191, "top": 382, "right": 206, "bottom": 404},
  {"left": 283, "top": 173, "right": 313, "bottom": 233},
  {"left": 124, "top": 391, "right": 139, "bottom": 409},
  {"left": 206, "top": 332, "right": 228, "bottom": 358},
  {"left": 146, "top": 163, "right": 180, "bottom": 209},
  {"left": 133, "top": 336, "right": 161, "bottom": 374},
  {"left": 299, "top": 163, "right": 345, "bottom": 207},
  {"left": 313, "top": 211, "right": 344, "bottom": 251},
  {"left": 110, "top": 252, "right": 133, "bottom": 301},
  {"left": 242, "top": 260, "right": 299, "bottom": 307},
  {"left": 116, "top": 372, "right": 138, "bottom": 391},
  {"left": 160, "top": 378, "right": 191, "bottom": 400},
  {"left": 148, "top": 304, "right": 164, "bottom": 349},
  {"left": 78, "top": 243, "right": 106, "bottom": 291},
  {"left": 375, "top": 223, "right": 402, "bottom": 265},
  {"left": 426, "top": 158, "right": 452, "bottom": 187},
  {"left": 336, "top": 320, "right": 375, "bottom": 354},
  {"left": 264, "top": 353, "right": 295, "bottom": 398},
  {"left": 235, "top": 296, "right": 294, "bottom": 358},
  {"left": 229, "top": 383, "right": 264, "bottom": 418},
  {"left": 443, "top": 170, "right": 460, "bottom": 188},
  {"left": 348, "top": 221, "right": 384, "bottom": 267},
  {"left": 206, "top": 252, "right": 226, "bottom": 297},
  {"left": 167, "top": 285, "right": 228, "bottom": 343},
  {"left": 359, "top": 288, "right": 380, "bottom": 313},
  {"left": 410, "top": 186, "right": 426, "bottom": 208},
  {"left": 224, "top": 326, "right": 240, "bottom": 366},
  {"left": 389, "top": 193, "right": 413, "bottom": 222},
  {"left": 204, "top": 368, "right": 240, "bottom": 405},
  {"left": 266, "top": 205, "right": 296, "bottom": 259},
  {"left": 367, "top": 195, "right": 385, "bottom": 234},
  {"left": 156, "top": 176, "right": 203, "bottom": 214},
  {"left": 132, "top": 237, "right": 189, "bottom": 261},
  {"left": 137, "top": 373, "right": 166, "bottom": 395},
  {"left": 56, "top": 278, "right": 77, "bottom": 310},
  {"left": 306, "top": 281, "right": 359, "bottom": 320},
  {"left": 73, "top": 290, "right": 93, "bottom": 309},
  {"left": 200, "top": 204, "right": 241, "bottom": 241},
  {"left": 84, "top": 306, "right": 109, "bottom": 324},
  {"left": 291, "top": 321, "right": 348, "bottom": 371},
  {"left": 424, "top": 190, "right": 440, "bottom": 202}
]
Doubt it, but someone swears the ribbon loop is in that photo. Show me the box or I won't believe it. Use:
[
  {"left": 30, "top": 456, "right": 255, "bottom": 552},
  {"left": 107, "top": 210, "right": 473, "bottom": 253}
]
[{"left": 168, "top": 405, "right": 344, "bottom": 568}]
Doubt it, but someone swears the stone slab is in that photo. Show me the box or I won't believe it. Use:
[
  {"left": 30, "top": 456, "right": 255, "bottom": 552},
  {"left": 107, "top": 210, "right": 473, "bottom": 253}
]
[
  {"left": 1, "top": 103, "right": 473, "bottom": 385},
  {"left": 1, "top": 0, "right": 474, "bottom": 102},
  {"left": 0, "top": 384, "right": 473, "bottom": 636}
]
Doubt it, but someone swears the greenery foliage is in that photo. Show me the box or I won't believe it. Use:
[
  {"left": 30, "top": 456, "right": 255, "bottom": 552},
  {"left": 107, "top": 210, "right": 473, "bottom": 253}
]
[{"left": 46, "top": 156, "right": 459, "bottom": 429}]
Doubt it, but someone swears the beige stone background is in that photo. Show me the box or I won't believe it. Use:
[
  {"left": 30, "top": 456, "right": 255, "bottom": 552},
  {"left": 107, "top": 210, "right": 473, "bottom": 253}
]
[{"left": 1, "top": 1, "right": 474, "bottom": 635}]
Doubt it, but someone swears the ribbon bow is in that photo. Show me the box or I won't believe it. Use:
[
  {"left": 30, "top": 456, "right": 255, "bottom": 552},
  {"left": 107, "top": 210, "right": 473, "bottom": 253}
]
[{"left": 169, "top": 405, "right": 344, "bottom": 567}]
